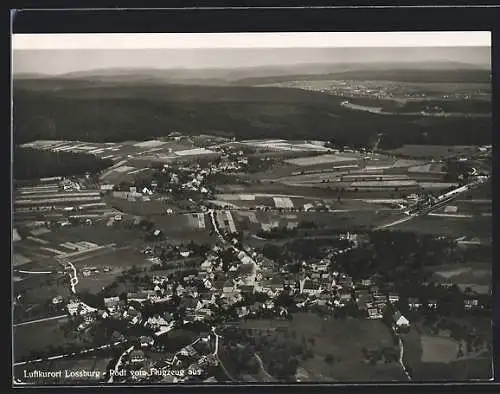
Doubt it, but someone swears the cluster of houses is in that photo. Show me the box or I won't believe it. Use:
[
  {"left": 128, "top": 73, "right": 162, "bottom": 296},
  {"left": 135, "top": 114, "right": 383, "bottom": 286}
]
[
  {"left": 118, "top": 331, "right": 219, "bottom": 383},
  {"left": 60, "top": 178, "right": 83, "bottom": 192}
]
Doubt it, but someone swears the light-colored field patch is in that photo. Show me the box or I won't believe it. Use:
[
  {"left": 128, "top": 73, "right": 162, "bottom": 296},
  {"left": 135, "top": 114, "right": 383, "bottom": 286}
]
[
  {"left": 273, "top": 197, "right": 294, "bottom": 209},
  {"left": 351, "top": 180, "right": 418, "bottom": 188},
  {"left": 13, "top": 254, "right": 32, "bottom": 267},
  {"left": 420, "top": 336, "right": 458, "bottom": 363},
  {"left": 13, "top": 228, "right": 22, "bottom": 242},
  {"left": 133, "top": 140, "right": 166, "bottom": 148},
  {"left": 420, "top": 182, "right": 458, "bottom": 189},
  {"left": 113, "top": 166, "right": 136, "bottom": 173},
  {"left": 208, "top": 200, "right": 240, "bottom": 209},
  {"left": 435, "top": 267, "right": 471, "bottom": 278},
  {"left": 26, "top": 236, "right": 49, "bottom": 245},
  {"left": 174, "top": 148, "right": 216, "bottom": 156},
  {"left": 285, "top": 154, "right": 359, "bottom": 166},
  {"left": 237, "top": 211, "right": 259, "bottom": 223},
  {"left": 239, "top": 194, "right": 256, "bottom": 201},
  {"left": 408, "top": 164, "right": 432, "bottom": 172},
  {"left": 457, "top": 284, "right": 491, "bottom": 294}
]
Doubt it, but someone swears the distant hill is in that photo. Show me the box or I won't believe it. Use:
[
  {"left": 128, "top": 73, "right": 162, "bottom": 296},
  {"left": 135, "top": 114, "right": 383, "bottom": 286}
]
[{"left": 13, "top": 60, "right": 490, "bottom": 87}]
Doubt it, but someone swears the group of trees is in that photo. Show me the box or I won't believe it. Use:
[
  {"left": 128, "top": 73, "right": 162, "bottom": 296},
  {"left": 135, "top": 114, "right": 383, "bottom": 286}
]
[
  {"left": 14, "top": 83, "right": 491, "bottom": 149},
  {"left": 14, "top": 146, "right": 113, "bottom": 180},
  {"left": 333, "top": 230, "right": 457, "bottom": 285}
]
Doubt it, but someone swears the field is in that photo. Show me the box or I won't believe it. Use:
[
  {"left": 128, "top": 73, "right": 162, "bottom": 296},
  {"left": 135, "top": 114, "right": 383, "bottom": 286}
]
[
  {"left": 14, "top": 317, "right": 73, "bottom": 361},
  {"left": 72, "top": 247, "right": 150, "bottom": 294},
  {"left": 103, "top": 195, "right": 166, "bottom": 216},
  {"left": 420, "top": 336, "right": 459, "bottom": 363},
  {"left": 33, "top": 222, "right": 145, "bottom": 250},
  {"left": 387, "top": 145, "right": 477, "bottom": 159},
  {"left": 401, "top": 326, "right": 492, "bottom": 381},
  {"left": 392, "top": 215, "right": 492, "bottom": 239},
  {"left": 239, "top": 314, "right": 404, "bottom": 382},
  {"left": 284, "top": 153, "right": 360, "bottom": 166},
  {"left": 429, "top": 262, "right": 491, "bottom": 295}
]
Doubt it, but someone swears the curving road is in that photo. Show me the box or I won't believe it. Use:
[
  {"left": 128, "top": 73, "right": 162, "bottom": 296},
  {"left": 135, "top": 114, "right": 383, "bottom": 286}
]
[
  {"left": 254, "top": 353, "right": 275, "bottom": 381},
  {"left": 14, "top": 341, "right": 128, "bottom": 367},
  {"left": 397, "top": 336, "right": 412, "bottom": 381},
  {"left": 14, "top": 315, "right": 67, "bottom": 327}
]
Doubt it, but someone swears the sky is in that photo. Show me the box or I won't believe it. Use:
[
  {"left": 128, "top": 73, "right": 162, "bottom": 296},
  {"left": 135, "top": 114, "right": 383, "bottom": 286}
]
[{"left": 12, "top": 32, "right": 491, "bottom": 75}]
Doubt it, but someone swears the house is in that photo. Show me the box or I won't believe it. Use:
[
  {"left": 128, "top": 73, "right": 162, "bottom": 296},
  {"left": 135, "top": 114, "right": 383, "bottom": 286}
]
[
  {"left": 146, "top": 315, "right": 169, "bottom": 330},
  {"left": 427, "top": 300, "right": 438, "bottom": 309},
  {"left": 238, "top": 284, "right": 255, "bottom": 294},
  {"left": 67, "top": 302, "right": 84, "bottom": 316},
  {"left": 180, "top": 297, "right": 203, "bottom": 312},
  {"left": 302, "top": 281, "right": 322, "bottom": 296},
  {"left": 367, "top": 307, "right": 383, "bottom": 319},
  {"left": 125, "top": 309, "right": 142, "bottom": 325},
  {"left": 222, "top": 280, "right": 235, "bottom": 293},
  {"left": 200, "top": 260, "right": 212, "bottom": 271},
  {"left": 236, "top": 306, "right": 250, "bottom": 317},
  {"left": 464, "top": 298, "right": 480, "bottom": 310},
  {"left": 408, "top": 297, "right": 422, "bottom": 310},
  {"left": 339, "top": 289, "right": 352, "bottom": 303},
  {"left": 388, "top": 293, "right": 400, "bottom": 304},
  {"left": 337, "top": 275, "right": 353, "bottom": 288},
  {"left": 104, "top": 296, "right": 121, "bottom": 312},
  {"left": 130, "top": 350, "right": 145, "bottom": 363},
  {"left": 355, "top": 290, "right": 372, "bottom": 310},
  {"left": 195, "top": 308, "right": 213, "bottom": 319},
  {"left": 393, "top": 311, "right": 410, "bottom": 331},
  {"left": 199, "top": 292, "right": 216, "bottom": 306},
  {"left": 263, "top": 300, "right": 275, "bottom": 310},
  {"left": 140, "top": 336, "right": 154, "bottom": 348}
]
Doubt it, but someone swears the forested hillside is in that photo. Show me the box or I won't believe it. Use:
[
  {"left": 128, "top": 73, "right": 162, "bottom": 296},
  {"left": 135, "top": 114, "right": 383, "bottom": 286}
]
[
  {"left": 13, "top": 82, "right": 492, "bottom": 149},
  {"left": 13, "top": 147, "right": 113, "bottom": 180}
]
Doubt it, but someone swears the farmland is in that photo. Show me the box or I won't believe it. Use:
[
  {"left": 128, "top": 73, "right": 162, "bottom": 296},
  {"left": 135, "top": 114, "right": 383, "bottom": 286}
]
[
  {"left": 14, "top": 317, "right": 73, "bottom": 361},
  {"left": 387, "top": 145, "right": 479, "bottom": 159},
  {"left": 233, "top": 314, "right": 404, "bottom": 382},
  {"left": 401, "top": 322, "right": 492, "bottom": 381},
  {"left": 429, "top": 262, "right": 491, "bottom": 295},
  {"left": 391, "top": 215, "right": 492, "bottom": 239}
]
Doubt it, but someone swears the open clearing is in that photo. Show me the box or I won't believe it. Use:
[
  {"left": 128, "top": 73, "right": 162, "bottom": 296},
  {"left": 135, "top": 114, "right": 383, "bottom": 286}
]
[
  {"left": 393, "top": 215, "right": 492, "bottom": 239},
  {"left": 240, "top": 314, "right": 404, "bottom": 381},
  {"left": 420, "top": 336, "right": 459, "bottom": 363},
  {"left": 387, "top": 145, "right": 477, "bottom": 159},
  {"left": 14, "top": 317, "right": 72, "bottom": 361},
  {"left": 401, "top": 325, "right": 492, "bottom": 381},
  {"left": 284, "top": 154, "right": 360, "bottom": 166},
  {"left": 429, "top": 263, "right": 491, "bottom": 294}
]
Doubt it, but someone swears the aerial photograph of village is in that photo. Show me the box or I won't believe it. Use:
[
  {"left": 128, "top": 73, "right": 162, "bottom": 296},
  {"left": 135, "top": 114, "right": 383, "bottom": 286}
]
[{"left": 11, "top": 32, "right": 492, "bottom": 385}]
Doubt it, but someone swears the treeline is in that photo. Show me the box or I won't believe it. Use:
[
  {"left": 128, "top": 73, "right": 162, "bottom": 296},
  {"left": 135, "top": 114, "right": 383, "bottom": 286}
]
[
  {"left": 13, "top": 86, "right": 492, "bottom": 148},
  {"left": 232, "top": 68, "right": 491, "bottom": 85},
  {"left": 13, "top": 146, "right": 113, "bottom": 180}
]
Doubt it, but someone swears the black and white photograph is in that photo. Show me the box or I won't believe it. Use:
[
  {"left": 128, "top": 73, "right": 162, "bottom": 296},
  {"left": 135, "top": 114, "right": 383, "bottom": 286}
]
[{"left": 11, "top": 31, "right": 492, "bottom": 385}]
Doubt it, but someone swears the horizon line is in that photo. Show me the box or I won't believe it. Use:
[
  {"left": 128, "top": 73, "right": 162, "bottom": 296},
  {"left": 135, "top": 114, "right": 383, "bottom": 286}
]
[{"left": 12, "top": 32, "right": 491, "bottom": 50}]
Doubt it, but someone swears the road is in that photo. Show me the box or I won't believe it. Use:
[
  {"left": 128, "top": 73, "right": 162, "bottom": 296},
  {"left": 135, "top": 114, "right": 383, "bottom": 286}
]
[
  {"left": 14, "top": 341, "right": 128, "bottom": 367},
  {"left": 107, "top": 345, "right": 135, "bottom": 383},
  {"left": 254, "top": 353, "right": 275, "bottom": 381},
  {"left": 14, "top": 315, "right": 67, "bottom": 327},
  {"left": 211, "top": 327, "right": 234, "bottom": 381},
  {"left": 375, "top": 179, "right": 487, "bottom": 230},
  {"left": 208, "top": 209, "right": 228, "bottom": 245},
  {"left": 397, "top": 336, "right": 412, "bottom": 381}
]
